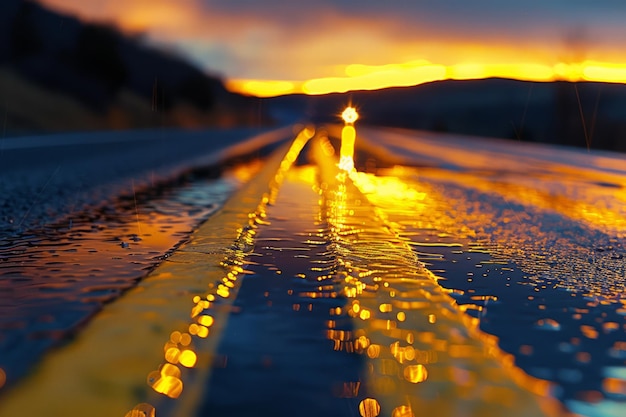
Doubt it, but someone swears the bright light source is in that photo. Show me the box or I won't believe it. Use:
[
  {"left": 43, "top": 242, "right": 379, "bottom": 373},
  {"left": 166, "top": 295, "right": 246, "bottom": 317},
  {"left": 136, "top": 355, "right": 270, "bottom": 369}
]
[{"left": 342, "top": 107, "right": 359, "bottom": 124}]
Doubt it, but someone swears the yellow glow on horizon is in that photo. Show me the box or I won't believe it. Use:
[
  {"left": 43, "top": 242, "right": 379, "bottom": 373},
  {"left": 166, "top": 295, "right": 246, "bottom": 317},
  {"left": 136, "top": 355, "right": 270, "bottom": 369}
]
[
  {"left": 345, "top": 60, "right": 432, "bottom": 77},
  {"left": 225, "top": 79, "right": 300, "bottom": 97},
  {"left": 448, "top": 62, "right": 554, "bottom": 81},
  {"left": 227, "top": 60, "right": 626, "bottom": 97},
  {"left": 33, "top": 0, "right": 626, "bottom": 99},
  {"left": 583, "top": 62, "right": 626, "bottom": 82},
  {"left": 304, "top": 63, "right": 447, "bottom": 94}
]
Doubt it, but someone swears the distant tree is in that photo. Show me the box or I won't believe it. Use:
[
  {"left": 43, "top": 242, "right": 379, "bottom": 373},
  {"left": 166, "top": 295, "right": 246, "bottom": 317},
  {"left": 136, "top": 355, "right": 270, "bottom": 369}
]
[
  {"left": 151, "top": 77, "right": 175, "bottom": 112},
  {"left": 75, "top": 24, "right": 127, "bottom": 92}
]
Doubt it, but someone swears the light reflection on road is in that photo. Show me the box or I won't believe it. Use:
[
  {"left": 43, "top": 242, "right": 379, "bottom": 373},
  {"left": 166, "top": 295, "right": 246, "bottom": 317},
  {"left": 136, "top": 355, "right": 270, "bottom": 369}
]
[
  {"left": 345, "top": 163, "right": 626, "bottom": 409},
  {"left": 337, "top": 128, "right": 626, "bottom": 415},
  {"left": 127, "top": 128, "right": 316, "bottom": 414},
  {"left": 0, "top": 161, "right": 260, "bottom": 389},
  {"left": 158, "top": 131, "right": 563, "bottom": 417},
  {"left": 140, "top": 123, "right": 625, "bottom": 416},
  {"left": 313, "top": 136, "right": 559, "bottom": 416},
  {"left": 3, "top": 123, "right": 623, "bottom": 417}
]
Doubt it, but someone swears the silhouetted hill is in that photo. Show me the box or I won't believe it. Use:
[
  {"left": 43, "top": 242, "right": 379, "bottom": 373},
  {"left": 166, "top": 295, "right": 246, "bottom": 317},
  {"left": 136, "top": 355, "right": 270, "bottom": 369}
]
[
  {"left": 0, "top": 0, "right": 267, "bottom": 134},
  {"left": 267, "top": 78, "right": 626, "bottom": 153}
]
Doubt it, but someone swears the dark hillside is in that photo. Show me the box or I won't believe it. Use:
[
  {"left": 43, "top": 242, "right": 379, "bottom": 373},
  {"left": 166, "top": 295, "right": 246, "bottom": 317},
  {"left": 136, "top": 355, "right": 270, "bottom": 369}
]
[
  {"left": 267, "top": 78, "right": 626, "bottom": 153},
  {"left": 0, "top": 0, "right": 268, "bottom": 134}
]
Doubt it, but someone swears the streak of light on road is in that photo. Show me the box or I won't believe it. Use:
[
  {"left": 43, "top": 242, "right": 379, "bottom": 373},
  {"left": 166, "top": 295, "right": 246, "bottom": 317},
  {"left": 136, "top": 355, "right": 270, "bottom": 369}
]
[{"left": 1, "top": 120, "right": 624, "bottom": 417}]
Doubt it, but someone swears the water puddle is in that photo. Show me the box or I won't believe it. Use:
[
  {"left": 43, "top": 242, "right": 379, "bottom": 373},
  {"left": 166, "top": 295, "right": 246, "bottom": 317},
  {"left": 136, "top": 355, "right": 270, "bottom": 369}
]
[
  {"left": 351, "top": 165, "right": 626, "bottom": 414},
  {"left": 129, "top": 131, "right": 626, "bottom": 417},
  {"left": 197, "top": 166, "right": 365, "bottom": 416},
  {"left": 3, "top": 126, "right": 623, "bottom": 417},
  {"left": 182, "top": 140, "right": 558, "bottom": 417},
  {"left": 0, "top": 160, "right": 261, "bottom": 388}
]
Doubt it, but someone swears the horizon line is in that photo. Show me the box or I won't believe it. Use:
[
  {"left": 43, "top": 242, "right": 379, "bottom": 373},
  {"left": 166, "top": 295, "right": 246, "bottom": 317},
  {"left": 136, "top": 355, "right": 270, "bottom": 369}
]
[{"left": 225, "top": 60, "right": 626, "bottom": 97}]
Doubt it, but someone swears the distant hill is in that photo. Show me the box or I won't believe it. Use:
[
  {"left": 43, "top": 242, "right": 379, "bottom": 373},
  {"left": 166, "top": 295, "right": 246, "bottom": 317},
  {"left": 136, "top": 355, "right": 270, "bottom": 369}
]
[
  {"left": 0, "top": 0, "right": 268, "bottom": 135},
  {"left": 267, "top": 78, "right": 626, "bottom": 153},
  {"left": 4, "top": 1, "right": 625, "bottom": 153}
]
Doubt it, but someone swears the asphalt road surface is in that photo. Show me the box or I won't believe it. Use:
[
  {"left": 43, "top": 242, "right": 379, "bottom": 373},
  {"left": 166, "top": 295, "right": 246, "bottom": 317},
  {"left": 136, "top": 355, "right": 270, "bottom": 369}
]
[{"left": 0, "top": 125, "right": 625, "bottom": 417}]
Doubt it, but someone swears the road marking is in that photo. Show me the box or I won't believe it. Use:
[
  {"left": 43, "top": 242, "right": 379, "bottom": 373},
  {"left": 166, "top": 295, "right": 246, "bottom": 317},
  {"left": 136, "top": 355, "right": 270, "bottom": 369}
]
[
  {"left": 0, "top": 127, "right": 314, "bottom": 417},
  {"left": 310, "top": 133, "right": 563, "bottom": 417},
  {"left": 0, "top": 125, "right": 565, "bottom": 416}
]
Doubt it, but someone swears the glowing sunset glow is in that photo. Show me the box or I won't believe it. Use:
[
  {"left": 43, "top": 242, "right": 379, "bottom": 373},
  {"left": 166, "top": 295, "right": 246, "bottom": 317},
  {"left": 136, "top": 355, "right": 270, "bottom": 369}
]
[
  {"left": 225, "top": 79, "right": 298, "bottom": 98},
  {"left": 304, "top": 63, "right": 447, "bottom": 95},
  {"left": 227, "top": 60, "right": 626, "bottom": 96},
  {"left": 582, "top": 62, "right": 626, "bottom": 82},
  {"left": 36, "top": 1, "right": 626, "bottom": 96}
]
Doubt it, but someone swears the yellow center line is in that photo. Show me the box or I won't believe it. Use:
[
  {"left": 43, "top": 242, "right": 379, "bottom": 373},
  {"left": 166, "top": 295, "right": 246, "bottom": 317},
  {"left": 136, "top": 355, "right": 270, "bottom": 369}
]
[
  {"left": 310, "top": 133, "right": 565, "bottom": 417},
  {"left": 1, "top": 125, "right": 568, "bottom": 417},
  {"left": 0, "top": 127, "right": 314, "bottom": 417}
]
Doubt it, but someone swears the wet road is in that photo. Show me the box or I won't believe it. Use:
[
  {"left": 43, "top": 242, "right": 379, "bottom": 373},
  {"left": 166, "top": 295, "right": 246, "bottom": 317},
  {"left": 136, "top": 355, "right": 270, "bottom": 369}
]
[
  {"left": 0, "top": 126, "right": 292, "bottom": 386},
  {"left": 0, "top": 126, "right": 291, "bottom": 231},
  {"left": 0, "top": 125, "right": 625, "bottom": 417}
]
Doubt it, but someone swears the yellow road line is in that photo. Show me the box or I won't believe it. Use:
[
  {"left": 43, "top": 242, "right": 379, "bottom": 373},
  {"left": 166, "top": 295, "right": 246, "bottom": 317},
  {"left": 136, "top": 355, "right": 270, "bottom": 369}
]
[
  {"left": 310, "top": 133, "right": 566, "bottom": 417},
  {"left": 0, "top": 127, "right": 313, "bottom": 417}
]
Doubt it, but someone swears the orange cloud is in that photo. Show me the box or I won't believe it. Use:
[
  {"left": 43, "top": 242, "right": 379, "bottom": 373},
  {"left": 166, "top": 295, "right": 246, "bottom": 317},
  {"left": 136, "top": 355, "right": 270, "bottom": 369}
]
[{"left": 36, "top": 1, "right": 626, "bottom": 96}]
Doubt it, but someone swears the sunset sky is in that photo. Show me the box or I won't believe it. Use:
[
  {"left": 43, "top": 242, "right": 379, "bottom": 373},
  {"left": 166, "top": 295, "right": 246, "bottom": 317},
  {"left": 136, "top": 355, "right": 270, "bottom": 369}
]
[{"left": 38, "top": 0, "right": 626, "bottom": 96}]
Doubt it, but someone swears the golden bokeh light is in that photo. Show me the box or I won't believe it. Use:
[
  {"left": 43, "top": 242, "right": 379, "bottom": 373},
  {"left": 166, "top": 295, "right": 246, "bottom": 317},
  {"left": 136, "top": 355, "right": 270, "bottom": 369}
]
[
  {"left": 151, "top": 375, "right": 183, "bottom": 398},
  {"left": 165, "top": 347, "right": 181, "bottom": 364},
  {"left": 392, "top": 405, "right": 415, "bottom": 417},
  {"left": 178, "top": 350, "right": 198, "bottom": 368},
  {"left": 359, "top": 398, "right": 382, "bottom": 417},
  {"left": 125, "top": 403, "right": 156, "bottom": 417},
  {"left": 379, "top": 303, "right": 393, "bottom": 313},
  {"left": 160, "top": 363, "right": 181, "bottom": 378},
  {"left": 367, "top": 344, "right": 382, "bottom": 359},
  {"left": 169, "top": 331, "right": 182, "bottom": 344},
  {"left": 197, "top": 315, "right": 215, "bottom": 327},
  {"left": 189, "top": 323, "right": 210, "bottom": 338},
  {"left": 403, "top": 364, "right": 428, "bottom": 383},
  {"left": 146, "top": 363, "right": 184, "bottom": 398},
  {"left": 179, "top": 333, "right": 192, "bottom": 346}
]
